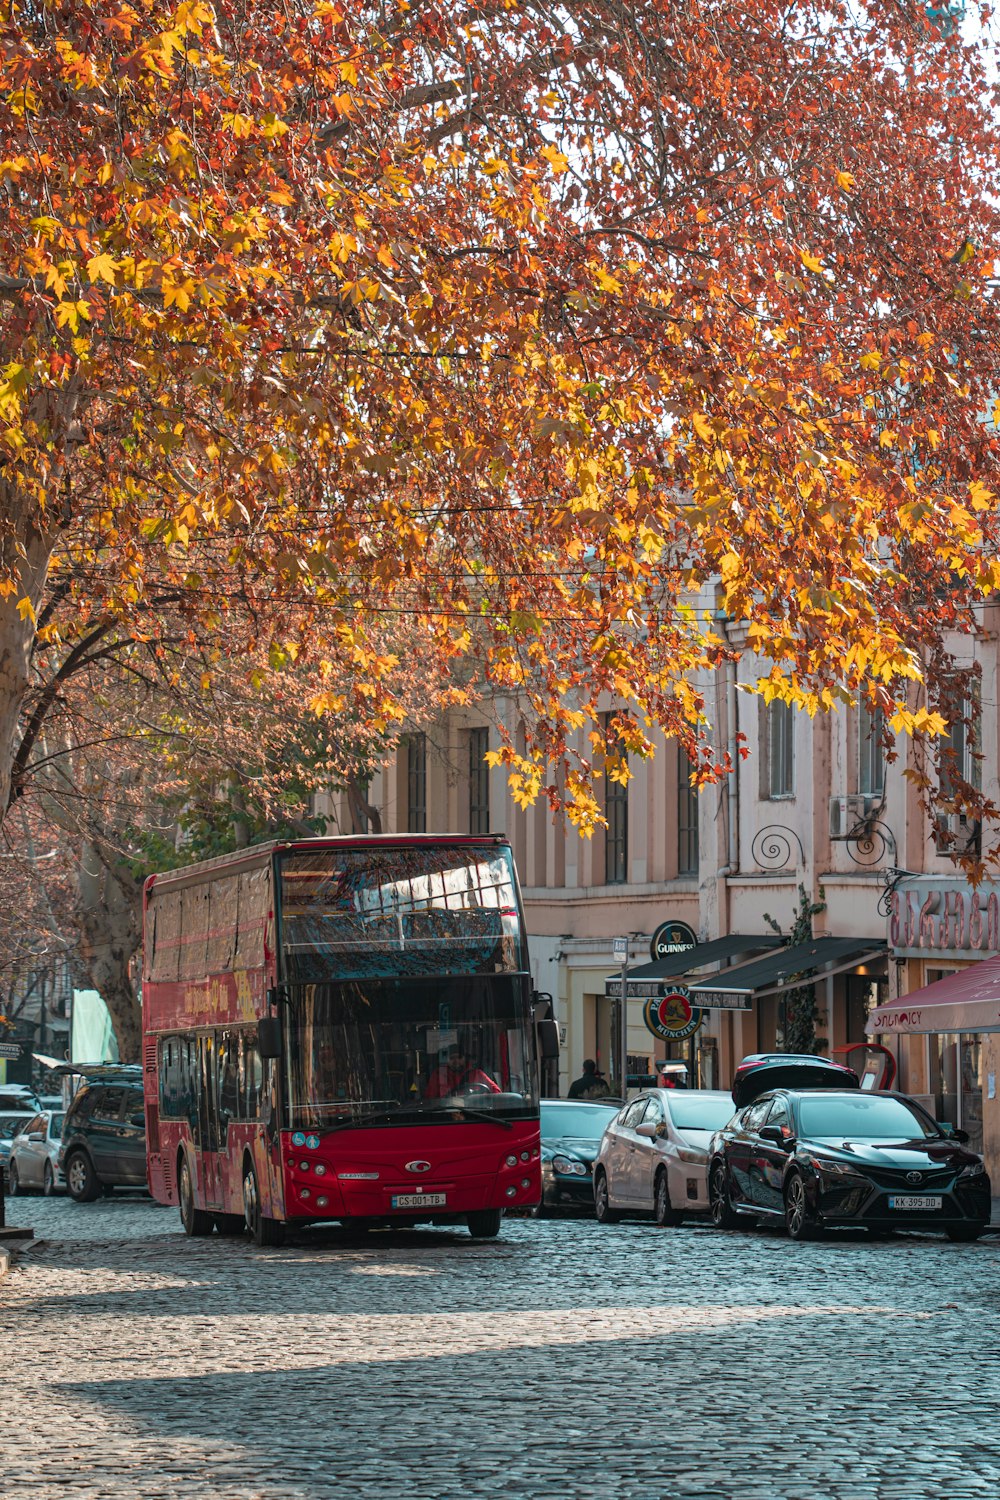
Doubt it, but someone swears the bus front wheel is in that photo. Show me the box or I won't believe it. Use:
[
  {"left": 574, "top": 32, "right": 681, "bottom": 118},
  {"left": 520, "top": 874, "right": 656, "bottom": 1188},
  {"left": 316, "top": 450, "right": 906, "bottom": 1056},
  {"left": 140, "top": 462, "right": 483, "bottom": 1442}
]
[
  {"left": 243, "top": 1160, "right": 285, "bottom": 1247},
  {"left": 178, "top": 1156, "right": 214, "bottom": 1237},
  {"left": 467, "top": 1209, "right": 502, "bottom": 1239}
]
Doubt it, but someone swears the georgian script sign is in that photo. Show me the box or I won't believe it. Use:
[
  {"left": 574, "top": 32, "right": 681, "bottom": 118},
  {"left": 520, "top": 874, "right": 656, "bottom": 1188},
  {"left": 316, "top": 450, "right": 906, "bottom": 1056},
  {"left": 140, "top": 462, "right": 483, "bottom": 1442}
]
[{"left": 890, "top": 882, "right": 1000, "bottom": 956}]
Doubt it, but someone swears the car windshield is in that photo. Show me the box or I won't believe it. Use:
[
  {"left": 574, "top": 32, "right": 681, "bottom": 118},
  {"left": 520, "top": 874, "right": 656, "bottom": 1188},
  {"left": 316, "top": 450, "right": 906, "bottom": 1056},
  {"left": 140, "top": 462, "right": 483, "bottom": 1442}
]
[
  {"left": 667, "top": 1095, "right": 736, "bottom": 1131},
  {"left": 798, "top": 1094, "right": 939, "bottom": 1141},
  {"left": 541, "top": 1102, "right": 620, "bottom": 1140},
  {"left": 0, "top": 1114, "right": 29, "bottom": 1139}
]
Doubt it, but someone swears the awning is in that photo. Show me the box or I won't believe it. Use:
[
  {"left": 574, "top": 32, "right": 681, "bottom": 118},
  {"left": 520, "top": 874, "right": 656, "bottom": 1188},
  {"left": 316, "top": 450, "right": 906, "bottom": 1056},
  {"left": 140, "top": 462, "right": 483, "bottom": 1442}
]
[
  {"left": 604, "top": 934, "right": 781, "bottom": 998},
  {"left": 686, "top": 936, "right": 888, "bottom": 1010},
  {"left": 869, "top": 954, "right": 1000, "bottom": 1035}
]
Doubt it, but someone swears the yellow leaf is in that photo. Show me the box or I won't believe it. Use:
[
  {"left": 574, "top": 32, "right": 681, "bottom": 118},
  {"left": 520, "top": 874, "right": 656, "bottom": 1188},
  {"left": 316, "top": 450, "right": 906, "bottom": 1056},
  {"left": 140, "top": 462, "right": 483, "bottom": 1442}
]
[
  {"left": 541, "top": 142, "right": 570, "bottom": 175},
  {"left": 800, "top": 250, "right": 825, "bottom": 275},
  {"left": 86, "top": 252, "right": 118, "bottom": 285},
  {"left": 691, "top": 411, "right": 713, "bottom": 443},
  {"left": 835, "top": 171, "right": 856, "bottom": 192},
  {"left": 859, "top": 351, "right": 881, "bottom": 371},
  {"left": 16, "top": 597, "right": 35, "bottom": 623}
]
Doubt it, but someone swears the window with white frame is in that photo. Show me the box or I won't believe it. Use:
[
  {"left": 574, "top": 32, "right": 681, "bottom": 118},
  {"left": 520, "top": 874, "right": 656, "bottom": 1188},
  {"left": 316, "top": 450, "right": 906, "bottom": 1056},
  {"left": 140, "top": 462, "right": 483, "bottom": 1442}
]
[{"left": 763, "top": 699, "right": 794, "bottom": 799}]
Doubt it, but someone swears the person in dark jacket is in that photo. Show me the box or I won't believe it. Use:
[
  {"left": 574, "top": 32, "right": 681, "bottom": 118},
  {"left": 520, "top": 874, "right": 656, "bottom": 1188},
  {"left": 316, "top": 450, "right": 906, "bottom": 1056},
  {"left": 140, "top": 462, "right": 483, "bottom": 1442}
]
[{"left": 567, "top": 1059, "right": 610, "bottom": 1099}]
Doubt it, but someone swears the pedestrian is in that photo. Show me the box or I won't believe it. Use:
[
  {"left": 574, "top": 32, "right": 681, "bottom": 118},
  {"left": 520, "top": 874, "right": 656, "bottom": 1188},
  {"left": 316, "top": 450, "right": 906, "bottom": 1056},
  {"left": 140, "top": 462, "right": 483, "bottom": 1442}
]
[{"left": 567, "top": 1059, "right": 610, "bottom": 1099}]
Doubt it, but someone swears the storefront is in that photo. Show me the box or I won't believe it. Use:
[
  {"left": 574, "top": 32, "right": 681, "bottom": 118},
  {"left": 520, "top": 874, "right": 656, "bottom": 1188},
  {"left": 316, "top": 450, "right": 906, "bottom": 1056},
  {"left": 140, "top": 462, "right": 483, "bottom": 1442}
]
[
  {"left": 871, "top": 875, "right": 1000, "bottom": 1172},
  {"left": 605, "top": 933, "right": 887, "bottom": 1091}
]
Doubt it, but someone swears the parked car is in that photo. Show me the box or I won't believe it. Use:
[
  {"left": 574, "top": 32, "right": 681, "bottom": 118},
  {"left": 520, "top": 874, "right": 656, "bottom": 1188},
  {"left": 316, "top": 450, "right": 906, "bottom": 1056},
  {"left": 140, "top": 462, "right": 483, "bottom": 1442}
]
[
  {"left": 0, "top": 1111, "right": 34, "bottom": 1174},
  {"left": 8, "top": 1109, "right": 65, "bottom": 1196},
  {"left": 708, "top": 1055, "right": 991, "bottom": 1242},
  {"left": 539, "top": 1098, "right": 623, "bottom": 1211},
  {"left": 594, "top": 1088, "right": 736, "bottom": 1225},
  {"left": 0, "top": 1084, "right": 41, "bottom": 1113},
  {"left": 57, "top": 1066, "right": 147, "bottom": 1201}
]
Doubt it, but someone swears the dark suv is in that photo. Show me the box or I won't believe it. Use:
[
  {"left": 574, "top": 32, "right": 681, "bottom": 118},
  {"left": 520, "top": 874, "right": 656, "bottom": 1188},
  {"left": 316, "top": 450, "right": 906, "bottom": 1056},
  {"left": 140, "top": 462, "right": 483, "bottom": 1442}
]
[{"left": 58, "top": 1066, "right": 148, "bottom": 1201}]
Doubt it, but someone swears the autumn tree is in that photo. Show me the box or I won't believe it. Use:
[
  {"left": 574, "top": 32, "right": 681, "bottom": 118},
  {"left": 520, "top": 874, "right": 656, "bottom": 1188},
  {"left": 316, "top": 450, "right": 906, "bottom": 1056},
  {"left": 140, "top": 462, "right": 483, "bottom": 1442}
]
[{"left": 3, "top": 1, "right": 1000, "bottom": 851}]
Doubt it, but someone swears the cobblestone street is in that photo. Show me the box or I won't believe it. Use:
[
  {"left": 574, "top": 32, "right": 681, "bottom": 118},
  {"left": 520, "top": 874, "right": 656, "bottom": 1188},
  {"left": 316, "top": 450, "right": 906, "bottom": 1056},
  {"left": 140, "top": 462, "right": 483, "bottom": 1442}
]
[{"left": 3, "top": 1194, "right": 999, "bottom": 1500}]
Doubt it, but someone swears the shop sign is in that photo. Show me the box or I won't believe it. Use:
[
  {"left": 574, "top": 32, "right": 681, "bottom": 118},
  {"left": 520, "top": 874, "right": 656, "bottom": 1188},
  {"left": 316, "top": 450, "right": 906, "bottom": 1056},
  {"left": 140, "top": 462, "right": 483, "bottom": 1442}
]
[
  {"left": 649, "top": 919, "right": 698, "bottom": 964},
  {"left": 890, "top": 883, "right": 1000, "bottom": 954},
  {"left": 0, "top": 1042, "right": 21, "bottom": 1059},
  {"left": 643, "top": 990, "right": 704, "bottom": 1042},
  {"left": 682, "top": 988, "right": 753, "bottom": 1011}
]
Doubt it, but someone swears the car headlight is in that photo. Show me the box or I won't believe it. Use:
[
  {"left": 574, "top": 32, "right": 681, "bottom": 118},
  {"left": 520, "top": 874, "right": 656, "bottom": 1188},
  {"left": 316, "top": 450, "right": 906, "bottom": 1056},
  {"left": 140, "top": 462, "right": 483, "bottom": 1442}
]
[
  {"left": 675, "top": 1147, "right": 706, "bottom": 1165},
  {"left": 551, "top": 1154, "right": 588, "bottom": 1176},
  {"left": 808, "top": 1155, "right": 859, "bottom": 1177},
  {"left": 959, "top": 1161, "right": 987, "bottom": 1179}
]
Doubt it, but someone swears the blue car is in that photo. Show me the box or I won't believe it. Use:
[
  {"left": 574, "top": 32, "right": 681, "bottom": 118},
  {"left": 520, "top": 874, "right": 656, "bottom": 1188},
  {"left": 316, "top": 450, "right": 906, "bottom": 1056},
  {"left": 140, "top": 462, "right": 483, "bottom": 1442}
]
[{"left": 539, "top": 1098, "right": 622, "bottom": 1212}]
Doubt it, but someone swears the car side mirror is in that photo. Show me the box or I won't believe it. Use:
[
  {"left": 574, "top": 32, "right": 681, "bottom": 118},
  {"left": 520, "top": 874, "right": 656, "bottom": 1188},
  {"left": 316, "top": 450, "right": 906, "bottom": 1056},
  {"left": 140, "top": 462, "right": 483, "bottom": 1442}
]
[
  {"left": 759, "top": 1126, "right": 793, "bottom": 1148},
  {"left": 634, "top": 1121, "right": 659, "bottom": 1139},
  {"left": 129, "top": 1112, "right": 146, "bottom": 1128},
  {"left": 949, "top": 1127, "right": 970, "bottom": 1144},
  {"left": 258, "top": 1016, "right": 283, "bottom": 1060},
  {"left": 26, "top": 1131, "right": 44, "bottom": 1143}
]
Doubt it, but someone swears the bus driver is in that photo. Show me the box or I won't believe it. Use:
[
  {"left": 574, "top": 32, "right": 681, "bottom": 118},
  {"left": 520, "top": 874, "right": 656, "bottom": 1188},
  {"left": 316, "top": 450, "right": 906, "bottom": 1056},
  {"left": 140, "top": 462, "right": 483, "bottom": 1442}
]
[{"left": 424, "top": 1045, "right": 501, "bottom": 1100}]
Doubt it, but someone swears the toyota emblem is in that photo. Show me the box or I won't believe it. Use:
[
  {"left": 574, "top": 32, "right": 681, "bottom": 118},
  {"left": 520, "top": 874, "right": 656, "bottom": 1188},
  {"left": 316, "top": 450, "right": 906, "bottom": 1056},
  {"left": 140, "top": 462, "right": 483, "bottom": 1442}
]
[
  {"left": 405, "top": 1160, "right": 431, "bottom": 1173},
  {"left": 905, "top": 1170, "right": 923, "bottom": 1184}
]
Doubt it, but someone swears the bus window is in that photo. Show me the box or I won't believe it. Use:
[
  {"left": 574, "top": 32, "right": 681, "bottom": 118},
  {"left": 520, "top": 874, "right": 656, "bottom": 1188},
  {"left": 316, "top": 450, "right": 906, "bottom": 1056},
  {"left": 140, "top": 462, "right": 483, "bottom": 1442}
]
[
  {"left": 179, "top": 884, "right": 210, "bottom": 982},
  {"left": 206, "top": 876, "right": 238, "bottom": 974},
  {"left": 150, "top": 888, "right": 182, "bottom": 983},
  {"left": 218, "top": 1032, "right": 239, "bottom": 1131},
  {"left": 235, "top": 868, "right": 269, "bottom": 970}
]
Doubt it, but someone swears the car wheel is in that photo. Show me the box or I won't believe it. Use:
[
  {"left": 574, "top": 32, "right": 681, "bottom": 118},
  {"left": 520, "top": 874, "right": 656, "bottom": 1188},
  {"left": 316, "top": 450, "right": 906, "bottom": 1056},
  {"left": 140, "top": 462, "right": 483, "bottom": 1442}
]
[
  {"left": 945, "top": 1224, "right": 985, "bottom": 1243},
  {"left": 784, "top": 1171, "right": 820, "bottom": 1241},
  {"left": 467, "top": 1209, "right": 503, "bottom": 1239},
  {"left": 654, "top": 1169, "right": 681, "bottom": 1227},
  {"left": 7, "top": 1160, "right": 21, "bottom": 1196},
  {"left": 178, "top": 1156, "right": 214, "bottom": 1237},
  {"left": 242, "top": 1158, "right": 284, "bottom": 1246},
  {"left": 43, "top": 1162, "right": 55, "bottom": 1197},
  {"left": 213, "top": 1213, "right": 246, "bottom": 1236},
  {"left": 594, "top": 1169, "right": 620, "bottom": 1225},
  {"left": 709, "top": 1160, "right": 742, "bottom": 1230},
  {"left": 66, "top": 1150, "right": 101, "bottom": 1203}
]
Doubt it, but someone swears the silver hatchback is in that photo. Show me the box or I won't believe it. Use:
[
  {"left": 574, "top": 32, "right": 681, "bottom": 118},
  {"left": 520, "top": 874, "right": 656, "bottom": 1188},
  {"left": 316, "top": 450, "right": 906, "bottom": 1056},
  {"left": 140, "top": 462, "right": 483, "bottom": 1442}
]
[
  {"left": 8, "top": 1109, "right": 66, "bottom": 1195},
  {"left": 594, "top": 1089, "right": 735, "bottom": 1226}
]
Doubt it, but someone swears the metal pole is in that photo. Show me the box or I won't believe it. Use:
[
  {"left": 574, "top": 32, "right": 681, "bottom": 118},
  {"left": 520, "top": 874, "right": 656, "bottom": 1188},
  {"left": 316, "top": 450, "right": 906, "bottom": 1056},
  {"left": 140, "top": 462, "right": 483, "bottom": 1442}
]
[{"left": 619, "top": 952, "right": 629, "bottom": 1098}]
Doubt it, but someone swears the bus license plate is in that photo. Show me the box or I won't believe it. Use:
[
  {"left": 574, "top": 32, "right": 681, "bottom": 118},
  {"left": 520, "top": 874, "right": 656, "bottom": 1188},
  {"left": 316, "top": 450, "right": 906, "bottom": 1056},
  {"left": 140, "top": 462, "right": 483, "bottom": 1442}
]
[
  {"left": 391, "top": 1193, "right": 446, "bottom": 1208},
  {"left": 888, "top": 1195, "right": 942, "bottom": 1211}
]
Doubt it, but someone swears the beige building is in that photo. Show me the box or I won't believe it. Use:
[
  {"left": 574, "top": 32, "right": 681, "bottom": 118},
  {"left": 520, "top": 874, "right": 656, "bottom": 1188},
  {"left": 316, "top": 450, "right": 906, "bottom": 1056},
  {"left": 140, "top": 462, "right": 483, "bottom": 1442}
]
[{"left": 313, "top": 608, "right": 1000, "bottom": 1177}]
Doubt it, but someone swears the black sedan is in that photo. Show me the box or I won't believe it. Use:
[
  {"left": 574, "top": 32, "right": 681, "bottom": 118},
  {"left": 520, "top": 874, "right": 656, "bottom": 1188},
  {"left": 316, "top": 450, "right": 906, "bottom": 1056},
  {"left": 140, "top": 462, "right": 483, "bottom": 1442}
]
[
  {"left": 539, "top": 1097, "right": 622, "bottom": 1212},
  {"left": 708, "top": 1088, "right": 991, "bottom": 1242}
]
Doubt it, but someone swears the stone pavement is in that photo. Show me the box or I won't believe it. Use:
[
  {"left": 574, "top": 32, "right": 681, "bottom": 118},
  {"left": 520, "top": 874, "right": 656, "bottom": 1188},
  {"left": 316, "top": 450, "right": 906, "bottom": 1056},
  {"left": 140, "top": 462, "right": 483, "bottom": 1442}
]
[{"left": 2, "top": 1192, "right": 999, "bottom": 1500}]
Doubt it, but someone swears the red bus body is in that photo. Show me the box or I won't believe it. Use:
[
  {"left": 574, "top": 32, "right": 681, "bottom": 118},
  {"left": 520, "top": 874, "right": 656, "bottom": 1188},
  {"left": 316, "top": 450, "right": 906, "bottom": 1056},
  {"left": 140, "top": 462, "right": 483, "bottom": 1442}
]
[{"left": 141, "top": 836, "right": 541, "bottom": 1240}]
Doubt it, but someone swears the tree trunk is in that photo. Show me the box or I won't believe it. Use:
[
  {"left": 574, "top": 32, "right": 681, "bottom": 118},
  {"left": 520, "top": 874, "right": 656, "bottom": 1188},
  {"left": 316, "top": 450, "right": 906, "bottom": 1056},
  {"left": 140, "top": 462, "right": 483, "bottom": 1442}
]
[
  {"left": 76, "top": 840, "right": 143, "bottom": 1062},
  {"left": 0, "top": 519, "right": 54, "bottom": 820}
]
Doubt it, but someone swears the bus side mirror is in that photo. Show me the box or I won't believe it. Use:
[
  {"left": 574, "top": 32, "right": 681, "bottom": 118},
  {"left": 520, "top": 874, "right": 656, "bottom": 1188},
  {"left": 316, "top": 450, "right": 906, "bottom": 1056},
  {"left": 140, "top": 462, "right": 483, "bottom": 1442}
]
[
  {"left": 258, "top": 1016, "right": 283, "bottom": 1060},
  {"left": 537, "top": 1018, "right": 560, "bottom": 1060}
]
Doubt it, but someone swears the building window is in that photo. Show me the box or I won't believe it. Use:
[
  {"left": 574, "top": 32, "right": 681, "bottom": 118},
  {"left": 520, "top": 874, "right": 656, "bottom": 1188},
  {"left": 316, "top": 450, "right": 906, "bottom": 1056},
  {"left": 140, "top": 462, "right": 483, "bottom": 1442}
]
[
  {"left": 468, "top": 727, "right": 490, "bottom": 835},
  {"left": 858, "top": 697, "right": 885, "bottom": 798},
  {"left": 603, "top": 712, "right": 628, "bottom": 884},
  {"left": 764, "top": 700, "right": 794, "bottom": 799},
  {"left": 405, "top": 733, "right": 427, "bottom": 833},
  {"left": 677, "top": 751, "right": 698, "bottom": 877},
  {"left": 935, "top": 689, "right": 981, "bottom": 854}
]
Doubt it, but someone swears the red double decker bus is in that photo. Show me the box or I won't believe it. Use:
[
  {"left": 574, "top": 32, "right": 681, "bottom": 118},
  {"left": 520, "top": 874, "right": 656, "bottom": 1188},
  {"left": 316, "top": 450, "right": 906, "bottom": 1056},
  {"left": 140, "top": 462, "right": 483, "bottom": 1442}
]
[{"left": 142, "top": 835, "right": 542, "bottom": 1243}]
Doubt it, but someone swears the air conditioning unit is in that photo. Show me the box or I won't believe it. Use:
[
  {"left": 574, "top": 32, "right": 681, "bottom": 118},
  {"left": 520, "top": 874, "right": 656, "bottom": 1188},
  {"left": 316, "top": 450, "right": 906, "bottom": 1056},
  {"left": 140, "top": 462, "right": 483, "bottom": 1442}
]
[
  {"left": 829, "top": 793, "right": 880, "bottom": 840},
  {"left": 935, "top": 811, "right": 978, "bottom": 850}
]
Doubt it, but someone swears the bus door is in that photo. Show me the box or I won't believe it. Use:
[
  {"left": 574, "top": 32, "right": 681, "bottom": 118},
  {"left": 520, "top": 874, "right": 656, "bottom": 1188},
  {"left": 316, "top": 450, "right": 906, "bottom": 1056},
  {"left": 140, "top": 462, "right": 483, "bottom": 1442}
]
[{"left": 195, "top": 1033, "right": 224, "bottom": 1211}]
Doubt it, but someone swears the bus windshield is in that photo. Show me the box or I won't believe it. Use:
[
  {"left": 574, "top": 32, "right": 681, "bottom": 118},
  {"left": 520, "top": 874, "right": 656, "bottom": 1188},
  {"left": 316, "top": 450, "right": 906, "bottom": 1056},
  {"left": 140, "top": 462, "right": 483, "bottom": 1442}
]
[
  {"left": 283, "top": 977, "right": 537, "bottom": 1130},
  {"left": 277, "top": 844, "right": 524, "bottom": 984}
]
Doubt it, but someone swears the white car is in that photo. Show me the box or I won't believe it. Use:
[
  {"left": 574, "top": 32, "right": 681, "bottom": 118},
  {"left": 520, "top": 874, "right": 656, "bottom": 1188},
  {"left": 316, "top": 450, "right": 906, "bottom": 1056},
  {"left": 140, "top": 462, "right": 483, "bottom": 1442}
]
[
  {"left": 593, "top": 1088, "right": 736, "bottom": 1226},
  {"left": 8, "top": 1109, "right": 66, "bottom": 1196}
]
